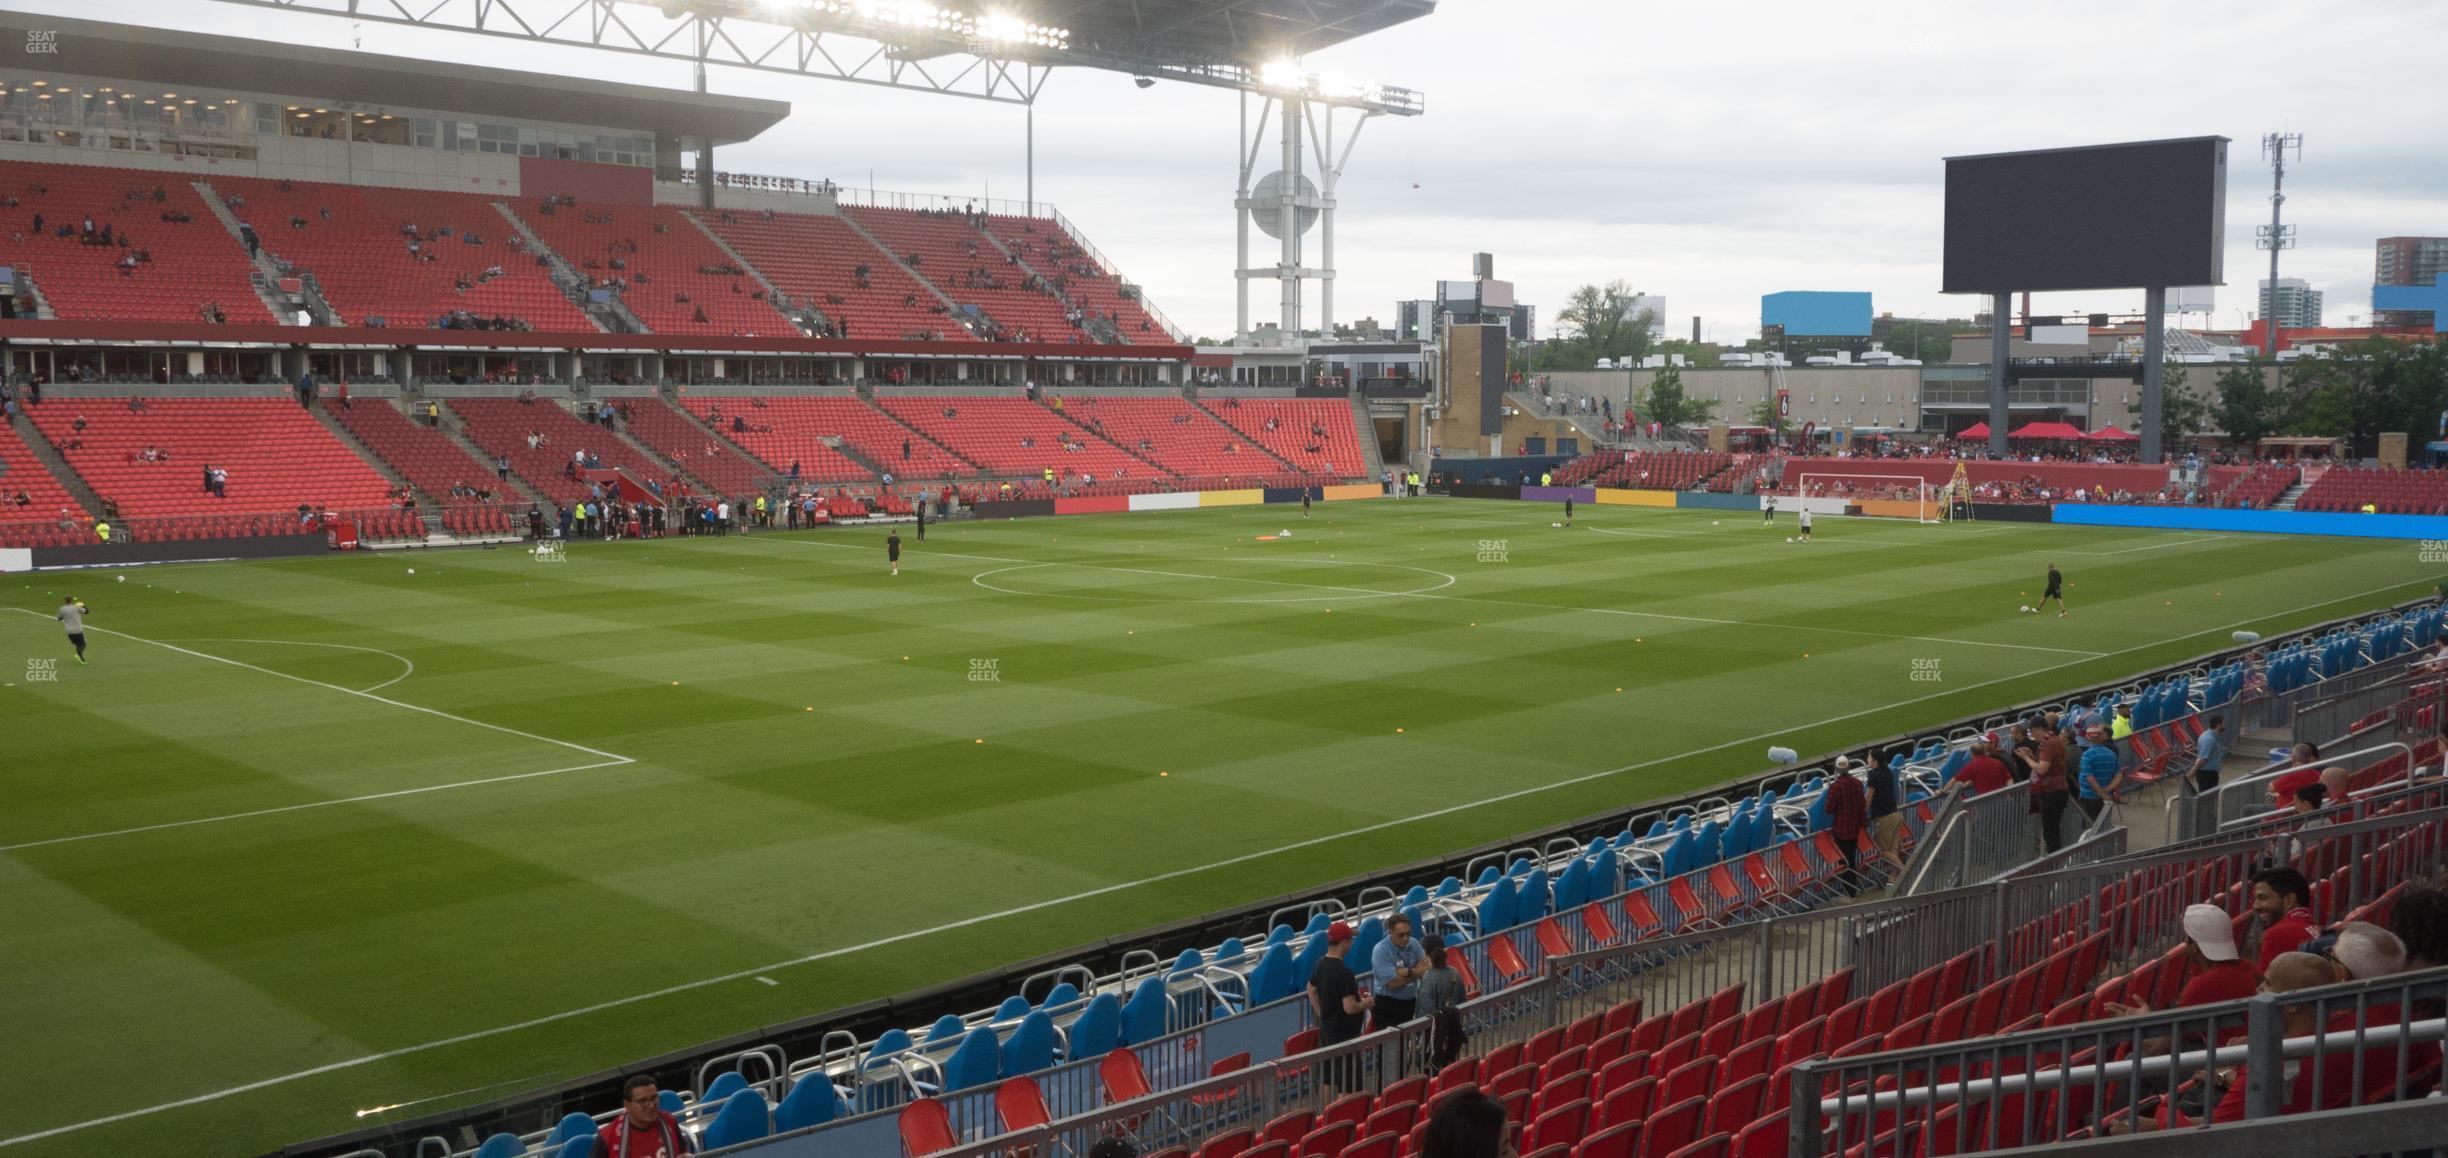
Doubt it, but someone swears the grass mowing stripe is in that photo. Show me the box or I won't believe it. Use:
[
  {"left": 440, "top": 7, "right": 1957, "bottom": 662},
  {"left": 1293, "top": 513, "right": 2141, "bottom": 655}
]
[{"left": 5, "top": 566, "right": 2429, "bottom": 1153}]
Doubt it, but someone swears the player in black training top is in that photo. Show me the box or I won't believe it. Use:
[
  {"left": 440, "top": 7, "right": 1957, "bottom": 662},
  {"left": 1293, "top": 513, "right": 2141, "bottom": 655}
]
[
  {"left": 2042, "top": 562, "right": 2067, "bottom": 618},
  {"left": 887, "top": 530, "right": 902, "bottom": 577}
]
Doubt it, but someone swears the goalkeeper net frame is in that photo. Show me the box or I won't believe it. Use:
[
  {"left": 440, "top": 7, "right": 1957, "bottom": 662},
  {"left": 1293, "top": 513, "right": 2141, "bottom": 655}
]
[{"left": 1790, "top": 473, "right": 1953, "bottom": 524}]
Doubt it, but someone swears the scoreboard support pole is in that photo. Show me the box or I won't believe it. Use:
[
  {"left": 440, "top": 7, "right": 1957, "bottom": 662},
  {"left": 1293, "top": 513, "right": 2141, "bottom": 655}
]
[
  {"left": 1988, "top": 292, "right": 2012, "bottom": 460},
  {"left": 2140, "top": 286, "right": 2167, "bottom": 464}
]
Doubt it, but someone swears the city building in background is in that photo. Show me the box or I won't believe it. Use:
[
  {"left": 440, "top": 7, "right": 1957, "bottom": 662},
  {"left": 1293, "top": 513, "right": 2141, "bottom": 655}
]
[
  {"left": 2374, "top": 236, "right": 2448, "bottom": 326},
  {"left": 2258, "top": 277, "right": 2325, "bottom": 328}
]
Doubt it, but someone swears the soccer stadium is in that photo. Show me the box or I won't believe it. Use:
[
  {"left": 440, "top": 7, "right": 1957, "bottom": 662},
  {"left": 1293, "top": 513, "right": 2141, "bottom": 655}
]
[{"left": 4, "top": 4, "right": 2448, "bottom": 1158}]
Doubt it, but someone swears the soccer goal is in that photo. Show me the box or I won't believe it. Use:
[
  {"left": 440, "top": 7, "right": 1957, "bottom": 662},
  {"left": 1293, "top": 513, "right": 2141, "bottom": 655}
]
[{"left": 1791, "top": 474, "right": 1949, "bottom": 524}]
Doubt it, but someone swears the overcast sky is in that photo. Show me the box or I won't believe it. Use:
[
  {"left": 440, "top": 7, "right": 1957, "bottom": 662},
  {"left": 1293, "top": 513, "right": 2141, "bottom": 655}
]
[{"left": 16, "top": 0, "right": 2448, "bottom": 342}]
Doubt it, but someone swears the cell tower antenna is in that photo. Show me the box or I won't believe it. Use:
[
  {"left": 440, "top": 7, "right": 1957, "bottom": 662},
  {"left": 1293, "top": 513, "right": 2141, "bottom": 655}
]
[{"left": 2258, "top": 132, "right": 2302, "bottom": 358}]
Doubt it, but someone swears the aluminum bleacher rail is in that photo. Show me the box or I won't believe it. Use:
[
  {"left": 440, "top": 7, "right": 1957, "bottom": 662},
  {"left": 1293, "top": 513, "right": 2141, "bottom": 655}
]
[
  {"left": 2238, "top": 642, "right": 2424, "bottom": 735},
  {"left": 1899, "top": 784, "right": 2042, "bottom": 896},
  {"left": 2189, "top": 740, "right": 2419, "bottom": 838},
  {"left": 1788, "top": 966, "right": 2448, "bottom": 1156},
  {"left": 2291, "top": 667, "right": 2448, "bottom": 750},
  {"left": 1957, "top": 1096, "right": 2448, "bottom": 1157},
  {"left": 1544, "top": 807, "right": 2448, "bottom": 1038}
]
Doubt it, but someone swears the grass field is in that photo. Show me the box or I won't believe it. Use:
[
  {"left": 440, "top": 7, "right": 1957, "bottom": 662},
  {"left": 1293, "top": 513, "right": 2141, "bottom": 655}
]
[{"left": 2, "top": 497, "right": 2438, "bottom": 1156}]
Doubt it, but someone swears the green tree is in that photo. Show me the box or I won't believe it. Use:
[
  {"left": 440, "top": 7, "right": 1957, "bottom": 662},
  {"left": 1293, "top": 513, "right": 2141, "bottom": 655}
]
[
  {"left": 2158, "top": 363, "right": 2213, "bottom": 440},
  {"left": 2212, "top": 364, "right": 2284, "bottom": 447},
  {"left": 1546, "top": 281, "right": 1659, "bottom": 372},
  {"left": 1641, "top": 365, "right": 1717, "bottom": 429},
  {"left": 1748, "top": 395, "right": 1787, "bottom": 433},
  {"left": 1878, "top": 319, "right": 1965, "bottom": 364}
]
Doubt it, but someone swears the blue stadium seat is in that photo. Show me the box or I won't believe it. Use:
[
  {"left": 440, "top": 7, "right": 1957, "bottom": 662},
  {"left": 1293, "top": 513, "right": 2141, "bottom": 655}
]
[
  {"left": 1213, "top": 937, "right": 1247, "bottom": 966},
  {"left": 1517, "top": 868, "right": 1550, "bottom": 921},
  {"left": 1170, "top": 948, "right": 1205, "bottom": 974},
  {"left": 699, "top": 1071, "right": 748, "bottom": 1108},
  {"left": 1289, "top": 935, "right": 1329, "bottom": 994},
  {"left": 1001, "top": 1010, "right": 1057, "bottom": 1075},
  {"left": 1349, "top": 916, "right": 1385, "bottom": 967},
  {"left": 942, "top": 1025, "right": 1001, "bottom": 1091},
  {"left": 1553, "top": 859, "right": 1588, "bottom": 910},
  {"left": 555, "top": 1137, "right": 594, "bottom": 1158},
  {"left": 1119, "top": 976, "right": 1168, "bottom": 1045},
  {"left": 774, "top": 1076, "right": 847, "bottom": 1133},
  {"left": 1041, "top": 982, "right": 1083, "bottom": 1010},
  {"left": 546, "top": 1113, "right": 595, "bottom": 1146},
  {"left": 657, "top": 1090, "right": 686, "bottom": 1116},
  {"left": 473, "top": 1134, "right": 525, "bottom": 1158},
  {"left": 993, "top": 995, "right": 1032, "bottom": 1022},
  {"left": 1248, "top": 942, "right": 1295, "bottom": 1006},
  {"left": 925, "top": 1014, "right": 968, "bottom": 1044},
  {"left": 701, "top": 1089, "right": 771, "bottom": 1149},
  {"left": 1064, "top": 993, "right": 1122, "bottom": 1061},
  {"left": 1477, "top": 877, "right": 1517, "bottom": 932}
]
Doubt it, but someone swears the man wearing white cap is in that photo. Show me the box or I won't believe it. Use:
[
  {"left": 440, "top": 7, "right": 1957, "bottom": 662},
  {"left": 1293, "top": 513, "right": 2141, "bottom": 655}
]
[{"left": 2103, "top": 903, "right": 2262, "bottom": 1030}]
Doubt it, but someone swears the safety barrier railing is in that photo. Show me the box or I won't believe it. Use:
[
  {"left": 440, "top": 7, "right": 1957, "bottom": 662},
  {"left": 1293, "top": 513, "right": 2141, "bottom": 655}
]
[
  {"left": 2238, "top": 646, "right": 2423, "bottom": 735},
  {"left": 2292, "top": 668, "right": 2447, "bottom": 750},
  {"left": 1961, "top": 1096, "right": 2448, "bottom": 1157},
  {"left": 2188, "top": 740, "right": 2415, "bottom": 838},
  {"left": 1900, "top": 785, "right": 2041, "bottom": 896},
  {"left": 1789, "top": 966, "right": 2448, "bottom": 1156}
]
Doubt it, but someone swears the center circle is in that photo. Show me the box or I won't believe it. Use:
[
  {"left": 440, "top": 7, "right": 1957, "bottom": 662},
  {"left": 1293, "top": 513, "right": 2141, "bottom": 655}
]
[{"left": 971, "top": 557, "right": 1457, "bottom": 604}]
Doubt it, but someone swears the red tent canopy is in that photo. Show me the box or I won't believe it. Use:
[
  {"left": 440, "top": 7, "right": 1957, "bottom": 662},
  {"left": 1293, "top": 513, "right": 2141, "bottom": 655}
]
[
  {"left": 2085, "top": 425, "right": 2140, "bottom": 441},
  {"left": 2008, "top": 421, "right": 2087, "bottom": 440},
  {"left": 1955, "top": 422, "right": 1990, "bottom": 440}
]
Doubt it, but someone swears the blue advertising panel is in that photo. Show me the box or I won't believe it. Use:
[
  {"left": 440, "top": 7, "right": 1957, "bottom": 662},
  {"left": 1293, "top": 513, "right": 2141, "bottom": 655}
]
[{"left": 1761, "top": 291, "right": 1873, "bottom": 337}]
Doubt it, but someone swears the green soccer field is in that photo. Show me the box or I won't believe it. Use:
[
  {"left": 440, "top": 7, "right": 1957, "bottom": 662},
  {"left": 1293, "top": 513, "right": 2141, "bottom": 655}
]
[{"left": 1, "top": 498, "right": 2436, "bottom": 1156}]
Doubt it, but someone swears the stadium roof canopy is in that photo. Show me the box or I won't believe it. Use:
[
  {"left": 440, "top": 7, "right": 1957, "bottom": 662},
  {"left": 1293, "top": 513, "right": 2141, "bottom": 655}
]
[
  {"left": 198, "top": 0, "right": 1431, "bottom": 114},
  {"left": 0, "top": 12, "right": 791, "bottom": 145}
]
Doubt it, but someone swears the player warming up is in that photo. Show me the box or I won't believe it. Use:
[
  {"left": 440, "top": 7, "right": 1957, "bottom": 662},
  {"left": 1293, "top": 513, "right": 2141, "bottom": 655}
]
[
  {"left": 887, "top": 529, "right": 903, "bottom": 577},
  {"left": 2023, "top": 563, "right": 2069, "bottom": 617},
  {"left": 58, "top": 594, "right": 90, "bottom": 665}
]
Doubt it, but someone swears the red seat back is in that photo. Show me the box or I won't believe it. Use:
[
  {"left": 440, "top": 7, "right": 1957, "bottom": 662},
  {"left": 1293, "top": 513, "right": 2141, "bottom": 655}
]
[
  {"left": 897, "top": 1098, "right": 957, "bottom": 1157},
  {"left": 994, "top": 1077, "right": 1050, "bottom": 1132},
  {"left": 1101, "top": 1047, "right": 1153, "bottom": 1102}
]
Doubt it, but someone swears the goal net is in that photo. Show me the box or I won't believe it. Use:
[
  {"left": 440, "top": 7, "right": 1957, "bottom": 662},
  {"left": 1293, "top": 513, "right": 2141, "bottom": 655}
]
[{"left": 1790, "top": 473, "right": 1950, "bottom": 524}]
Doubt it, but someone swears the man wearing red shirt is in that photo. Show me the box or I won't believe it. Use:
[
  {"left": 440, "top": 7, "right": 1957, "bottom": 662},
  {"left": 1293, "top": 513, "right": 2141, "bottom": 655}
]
[
  {"left": 2251, "top": 866, "right": 2319, "bottom": 972},
  {"left": 2103, "top": 903, "right": 2262, "bottom": 1058},
  {"left": 597, "top": 1074, "right": 694, "bottom": 1158},
  {"left": 1825, "top": 759, "right": 1869, "bottom": 894},
  {"left": 1951, "top": 735, "right": 2013, "bottom": 797}
]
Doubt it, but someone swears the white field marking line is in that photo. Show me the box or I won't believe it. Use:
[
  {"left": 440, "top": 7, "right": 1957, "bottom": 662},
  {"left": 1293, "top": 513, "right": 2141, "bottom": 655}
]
[
  {"left": 0, "top": 757, "right": 631, "bottom": 853},
  {"left": 779, "top": 538, "right": 2100, "bottom": 658},
  {"left": 5, "top": 610, "right": 631, "bottom": 765},
  {"left": 161, "top": 637, "right": 416, "bottom": 693},
  {"left": 7, "top": 573, "right": 2427, "bottom": 1152}
]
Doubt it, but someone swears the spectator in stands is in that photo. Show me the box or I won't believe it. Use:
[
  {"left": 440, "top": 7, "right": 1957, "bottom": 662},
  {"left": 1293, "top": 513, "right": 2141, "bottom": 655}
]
[
  {"left": 2318, "top": 766, "right": 2353, "bottom": 809},
  {"left": 2075, "top": 723, "right": 2125, "bottom": 826},
  {"left": 2251, "top": 866, "right": 2319, "bottom": 970},
  {"left": 596, "top": 1073, "right": 693, "bottom": 1157},
  {"left": 1309, "top": 919, "right": 1373, "bottom": 1070},
  {"left": 1420, "top": 1090, "right": 1507, "bottom": 1158},
  {"left": 1370, "top": 913, "right": 1428, "bottom": 1029},
  {"left": 2104, "top": 903, "right": 2261, "bottom": 1043},
  {"left": 2111, "top": 704, "right": 2138, "bottom": 772},
  {"left": 1827, "top": 757, "right": 1869, "bottom": 893},
  {"left": 2188, "top": 714, "right": 2228, "bottom": 792},
  {"left": 1951, "top": 734, "right": 2013, "bottom": 798},
  {"left": 2321, "top": 920, "right": 2408, "bottom": 982},
  {"left": 2029, "top": 719, "right": 2072, "bottom": 853}
]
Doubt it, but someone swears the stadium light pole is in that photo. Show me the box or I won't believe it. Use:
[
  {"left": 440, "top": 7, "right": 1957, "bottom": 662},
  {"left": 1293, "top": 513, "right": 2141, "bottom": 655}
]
[{"left": 1988, "top": 293, "right": 2010, "bottom": 460}]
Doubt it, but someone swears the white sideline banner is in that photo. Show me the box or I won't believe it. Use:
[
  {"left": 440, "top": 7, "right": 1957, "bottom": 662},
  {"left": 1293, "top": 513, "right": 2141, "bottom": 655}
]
[
  {"left": 0, "top": 548, "right": 29, "bottom": 573},
  {"left": 1129, "top": 492, "right": 1201, "bottom": 512}
]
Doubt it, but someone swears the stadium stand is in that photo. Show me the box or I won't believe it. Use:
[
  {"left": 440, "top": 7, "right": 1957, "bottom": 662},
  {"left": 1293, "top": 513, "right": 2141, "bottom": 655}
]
[
  {"left": 683, "top": 395, "right": 949, "bottom": 483},
  {"left": 1198, "top": 398, "right": 1370, "bottom": 479},
  {"left": 975, "top": 214, "right": 1167, "bottom": 341},
  {"left": 1555, "top": 451, "right": 1735, "bottom": 491},
  {"left": 875, "top": 395, "right": 1150, "bottom": 481},
  {"left": 24, "top": 397, "right": 393, "bottom": 520},
  {"left": 512, "top": 199, "right": 795, "bottom": 336},
  {"left": 204, "top": 175, "right": 596, "bottom": 332},
  {"left": 446, "top": 397, "right": 681, "bottom": 506},
  {"left": 2295, "top": 467, "right": 2448, "bottom": 514},
  {"left": 1046, "top": 394, "right": 1282, "bottom": 481},
  {"left": 0, "top": 417, "right": 91, "bottom": 546},
  {"left": 617, "top": 396, "right": 775, "bottom": 498},
  {"left": 841, "top": 206, "right": 1077, "bottom": 342},
  {"left": 329, "top": 397, "right": 520, "bottom": 507},
  {"left": 0, "top": 160, "right": 276, "bottom": 324},
  {"left": 2218, "top": 461, "right": 2301, "bottom": 509},
  {"left": 686, "top": 209, "right": 969, "bottom": 342}
]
